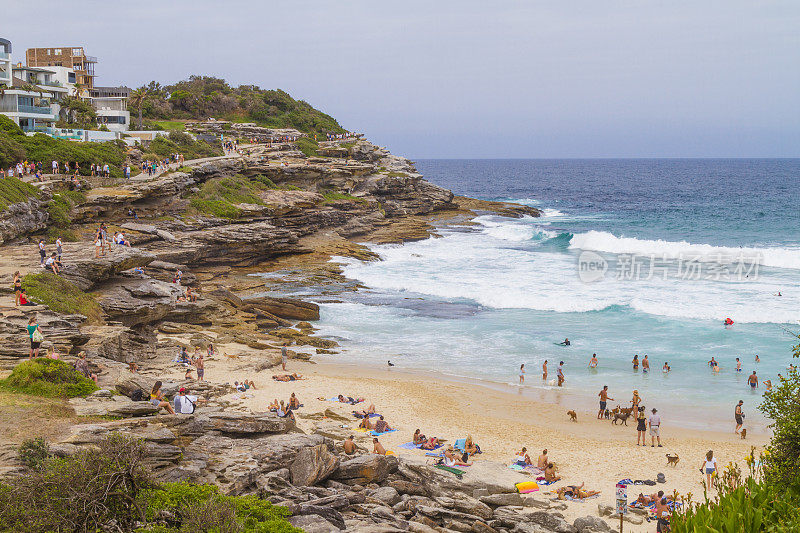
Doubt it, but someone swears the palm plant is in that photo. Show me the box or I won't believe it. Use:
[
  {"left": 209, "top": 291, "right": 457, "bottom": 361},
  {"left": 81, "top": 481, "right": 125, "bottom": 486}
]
[{"left": 129, "top": 87, "right": 149, "bottom": 130}]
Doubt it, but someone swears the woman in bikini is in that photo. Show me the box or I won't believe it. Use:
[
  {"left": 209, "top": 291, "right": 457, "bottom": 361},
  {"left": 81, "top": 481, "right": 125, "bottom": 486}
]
[
  {"left": 444, "top": 446, "right": 472, "bottom": 467},
  {"left": 150, "top": 381, "right": 175, "bottom": 414}
]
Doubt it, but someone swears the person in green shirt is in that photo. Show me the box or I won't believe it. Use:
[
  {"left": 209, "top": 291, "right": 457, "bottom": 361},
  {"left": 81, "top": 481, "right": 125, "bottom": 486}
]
[{"left": 27, "top": 316, "right": 42, "bottom": 359}]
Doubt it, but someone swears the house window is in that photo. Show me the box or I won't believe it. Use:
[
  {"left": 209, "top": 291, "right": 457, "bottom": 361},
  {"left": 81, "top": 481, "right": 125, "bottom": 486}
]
[{"left": 68, "top": 72, "right": 76, "bottom": 83}]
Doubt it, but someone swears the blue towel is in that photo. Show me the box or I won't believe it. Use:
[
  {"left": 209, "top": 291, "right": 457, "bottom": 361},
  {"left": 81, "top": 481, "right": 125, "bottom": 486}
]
[
  {"left": 454, "top": 438, "right": 466, "bottom": 452},
  {"left": 426, "top": 452, "right": 445, "bottom": 457},
  {"left": 369, "top": 429, "right": 397, "bottom": 437},
  {"left": 398, "top": 441, "right": 419, "bottom": 450}
]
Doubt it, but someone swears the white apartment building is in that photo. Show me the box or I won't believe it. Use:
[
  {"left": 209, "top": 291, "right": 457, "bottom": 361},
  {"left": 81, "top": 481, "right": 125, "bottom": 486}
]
[{"left": 0, "top": 38, "right": 11, "bottom": 86}]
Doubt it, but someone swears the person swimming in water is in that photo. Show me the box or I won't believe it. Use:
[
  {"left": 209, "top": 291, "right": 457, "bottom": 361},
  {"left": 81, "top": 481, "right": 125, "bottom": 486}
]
[
  {"left": 747, "top": 371, "right": 758, "bottom": 389},
  {"left": 736, "top": 358, "right": 742, "bottom": 372},
  {"left": 755, "top": 354, "right": 760, "bottom": 363},
  {"left": 588, "top": 353, "right": 598, "bottom": 369},
  {"left": 642, "top": 355, "right": 650, "bottom": 373},
  {"left": 662, "top": 362, "right": 670, "bottom": 373},
  {"left": 632, "top": 354, "right": 639, "bottom": 371},
  {"left": 557, "top": 338, "right": 570, "bottom": 346}
]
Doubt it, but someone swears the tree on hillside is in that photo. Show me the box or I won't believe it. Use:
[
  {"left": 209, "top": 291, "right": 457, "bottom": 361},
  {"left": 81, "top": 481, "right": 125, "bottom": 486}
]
[{"left": 129, "top": 87, "right": 150, "bottom": 130}]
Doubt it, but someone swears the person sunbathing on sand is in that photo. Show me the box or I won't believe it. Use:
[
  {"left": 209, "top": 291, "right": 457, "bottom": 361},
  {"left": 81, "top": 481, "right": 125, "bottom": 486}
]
[
  {"left": 373, "top": 438, "right": 387, "bottom": 455},
  {"left": 514, "top": 447, "right": 533, "bottom": 466},
  {"left": 444, "top": 446, "right": 472, "bottom": 466},
  {"left": 359, "top": 416, "right": 373, "bottom": 430},
  {"left": 421, "top": 437, "right": 440, "bottom": 450},
  {"left": 337, "top": 394, "right": 365, "bottom": 404},
  {"left": 272, "top": 373, "right": 303, "bottom": 382},
  {"left": 544, "top": 463, "right": 561, "bottom": 483},
  {"left": 288, "top": 392, "right": 301, "bottom": 409},
  {"left": 353, "top": 403, "right": 377, "bottom": 417},
  {"left": 413, "top": 429, "right": 426, "bottom": 445},
  {"left": 464, "top": 435, "right": 480, "bottom": 456},
  {"left": 268, "top": 398, "right": 279, "bottom": 411},
  {"left": 373, "top": 416, "right": 391, "bottom": 433},
  {"left": 537, "top": 449, "right": 549, "bottom": 469},
  {"left": 556, "top": 483, "right": 600, "bottom": 500}
]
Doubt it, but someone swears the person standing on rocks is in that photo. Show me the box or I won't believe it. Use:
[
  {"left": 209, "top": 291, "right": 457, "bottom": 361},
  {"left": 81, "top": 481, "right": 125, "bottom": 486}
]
[
  {"left": 38, "top": 239, "right": 46, "bottom": 265},
  {"left": 281, "top": 343, "right": 289, "bottom": 371},
  {"left": 27, "top": 316, "right": 42, "bottom": 359},
  {"left": 195, "top": 353, "right": 205, "bottom": 381}
]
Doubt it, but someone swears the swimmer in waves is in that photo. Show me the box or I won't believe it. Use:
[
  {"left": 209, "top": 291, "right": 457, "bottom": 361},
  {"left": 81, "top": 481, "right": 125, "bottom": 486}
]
[
  {"left": 555, "top": 338, "right": 571, "bottom": 346},
  {"left": 724, "top": 317, "right": 734, "bottom": 326}
]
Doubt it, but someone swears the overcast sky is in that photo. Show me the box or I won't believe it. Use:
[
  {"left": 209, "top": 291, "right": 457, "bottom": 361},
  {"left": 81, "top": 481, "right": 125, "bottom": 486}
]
[{"left": 3, "top": 1, "right": 798, "bottom": 158}]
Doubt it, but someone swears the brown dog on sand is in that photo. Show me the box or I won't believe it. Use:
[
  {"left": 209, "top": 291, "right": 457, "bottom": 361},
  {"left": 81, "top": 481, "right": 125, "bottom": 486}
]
[
  {"left": 741, "top": 429, "right": 747, "bottom": 439},
  {"left": 567, "top": 410, "right": 577, "bottom": 422},
  {"left": 666, "top": 454, "right": 680, "bottom": 466}
]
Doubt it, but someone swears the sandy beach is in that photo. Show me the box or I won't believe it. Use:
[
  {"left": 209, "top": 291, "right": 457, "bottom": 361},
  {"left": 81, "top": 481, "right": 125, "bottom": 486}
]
[{"left": 158, "top": 342, "right": 767, "bottom": 532}]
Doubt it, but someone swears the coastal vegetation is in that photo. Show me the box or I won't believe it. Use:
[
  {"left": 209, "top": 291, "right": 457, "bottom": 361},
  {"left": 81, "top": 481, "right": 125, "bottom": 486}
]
[
  {"left": 188, "top": 173, "right": 305, "bottom": 218},
  {"left": 22, "top": 273, "right": 103, "bottom": 323},
  {"left": 0, "top": 176, "right": 41, "bottom": 210},
  {"left": 0, "top": 359, "right": 97, "bottom": 398},
  {"left": 0, "top": 435, "right": 299, "bottom": 533},
  {"left": 47, "top": 190, "right": 85, "bottom": 228},
  {"left": 672, "top": 336, "right": 800, "bottom": 532},
  {"left": 0, "top": 115, "right": 126, "bottom": 178},
  {"left": 135, "top": 76, "right": 346, "bottom": 134},
  {"left": 144, "top": 131, "right": 222, "bottom": 161}
]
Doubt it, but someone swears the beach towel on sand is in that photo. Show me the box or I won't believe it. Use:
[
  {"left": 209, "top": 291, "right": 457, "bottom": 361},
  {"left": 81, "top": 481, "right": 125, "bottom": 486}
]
[
  {"left": 399, "top": 441, "right": 443, "bottom": 451},
  {"left": 563, "top": 493, "right": 599, "bottom": 502},
  {"left": 434, "top": 465, "right": 466, "bottom": 478},
  {"left": 454, "top": 438, "right": 466, "bottom": 452},
  {"left": 369, "top": 429, "right": 397, "bottom": 437},
  {"left": 352, "top": 412, "right": 381, "bottom": 419}
]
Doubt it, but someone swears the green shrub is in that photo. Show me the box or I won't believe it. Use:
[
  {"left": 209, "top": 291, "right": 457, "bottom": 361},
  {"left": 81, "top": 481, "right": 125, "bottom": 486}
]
[
  {"left": 294, "top": 136, "right": 319, "bottom": 157},
  {"left": 189, "top": 174, "right": 270, "bottom": 218},
  {"left": 760, "top": 337, "right": 800, "bottom": 489},
  {"left": 147, "top": 131, "right": 222, "bottom": 161},
  {"left": 321, "top": 191, "right": 366, "bottom": 204},
  {"left": 143, "top": 482, "right": 300, "bottom": 533},
  {"left": 672, "top": 474, "right": 800, "bottom": 532},
  {"left": 18, "top": 438, "right": 50, "bottom": 469},
  {"left": 22, "top": 272, "right": 103, "bottom": 323},
  {"left": 0, "top": 359, "right": 98, "bottom": 398},
  {"left": 45, "top": 227, "right": 79, "bottom": 243},
  {"left": 0, "top": 178, "right": 41, "bottom": 210},
  {"left": 0, "top": 435, "right": 151, "bottom": 532}
]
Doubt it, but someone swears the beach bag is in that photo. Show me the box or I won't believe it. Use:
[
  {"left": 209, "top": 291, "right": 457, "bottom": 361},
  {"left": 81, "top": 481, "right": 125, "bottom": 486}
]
[
  {"left": 31, "top": 328, "right": 44, "bottom": 343},
  {"left": 130, "top": 389, "right": 145, "bottom": 402}
]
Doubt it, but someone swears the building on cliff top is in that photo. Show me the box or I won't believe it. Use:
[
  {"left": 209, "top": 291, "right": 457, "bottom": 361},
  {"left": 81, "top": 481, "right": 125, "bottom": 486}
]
[{"left": 25, "top": 46, "right": 96, "bottom": 89}]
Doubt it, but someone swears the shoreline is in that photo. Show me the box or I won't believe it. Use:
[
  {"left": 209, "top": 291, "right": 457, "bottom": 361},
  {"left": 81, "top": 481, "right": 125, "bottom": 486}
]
[
  {"left": 306, "top": 355, "right": 774, "bottom": 436},
  {"left": 162, "top": 351, "right": 766, "bottom": 532}
]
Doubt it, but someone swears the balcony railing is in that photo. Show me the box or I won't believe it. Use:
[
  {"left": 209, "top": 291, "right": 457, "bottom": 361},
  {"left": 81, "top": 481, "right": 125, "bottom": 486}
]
[{"left": 18, "top": 104, "right": 53, "bottom": 115}]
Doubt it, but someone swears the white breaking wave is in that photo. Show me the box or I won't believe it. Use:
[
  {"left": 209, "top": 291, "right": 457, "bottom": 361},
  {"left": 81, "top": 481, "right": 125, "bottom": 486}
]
[
  {"left": 541, "top": 208, "right": 566, "bottom": 217},
  {"left": 475, "top": 216, "right": 557, "bottom": 242},
  {"left": 569, "top": 230, "right": 800, "bottom": 270},
  {"left": 337, "top": 219, "right": 799, "bottom": 324}
]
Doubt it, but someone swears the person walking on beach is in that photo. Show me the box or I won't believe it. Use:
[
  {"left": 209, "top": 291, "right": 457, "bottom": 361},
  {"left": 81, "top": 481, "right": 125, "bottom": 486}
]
[
  {"left": 519, "top": 363, "right": 525, "bottom": 384},
  {"left": 747, "top": 371, "right": 758, "bottom": 389},
  {"left": 542, "top": 360, "right": 548, "bottom": 380},
  {"left": 701, "top": 450, "right": 718, "bottom": 490},
  {"left": 598, "top": 385, "right": 613, "bottom": 419},
  {"left": 557, "top": 361, "right": 565, "bottom": 387},
  {"left": 642, "top": 355, "right": 650, "bottom": 373},
  {"left": 649, "top": 408, "right": 662, "bottom": 447},
  {"left": 281, "top": 342, "right": 289, "bottom": 371},
  {"left": 734, "top": 400, "right": 744, "bottom": 434}
]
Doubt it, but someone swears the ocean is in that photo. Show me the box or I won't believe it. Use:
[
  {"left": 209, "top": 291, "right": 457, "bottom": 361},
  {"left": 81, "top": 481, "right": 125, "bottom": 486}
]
[{"left": 314, "top": 159, "right": 800, "bottom": 432}]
